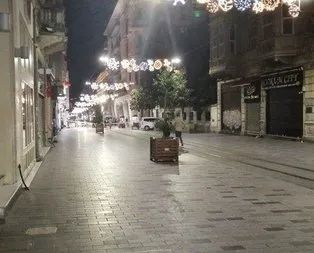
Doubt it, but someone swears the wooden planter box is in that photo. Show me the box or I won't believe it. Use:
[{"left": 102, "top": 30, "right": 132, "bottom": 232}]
[
  {"left": 150, "top": 137, "right": 179, "bottom": 163},
  {"left": 95, "top": 124, "right": 104, "bottom": 133}
]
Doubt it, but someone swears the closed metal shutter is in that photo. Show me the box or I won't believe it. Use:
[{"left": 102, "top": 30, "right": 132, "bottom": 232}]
[
  {"left": 246, "top": 103, "right": 260, "bottom": 135},
  {"left": 266, "top": 86, "right": 303, "bottom": 137}
]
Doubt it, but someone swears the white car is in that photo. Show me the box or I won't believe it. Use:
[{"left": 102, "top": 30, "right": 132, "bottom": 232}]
[{"left": 140, "top": 117, "right": 159, "bottom": 131}]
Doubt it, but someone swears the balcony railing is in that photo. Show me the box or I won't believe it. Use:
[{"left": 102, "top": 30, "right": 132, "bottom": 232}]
[
  {"left": 38, "top": 2, "right": 65, "bottom": 35},
  {"left": 259, "top": 35, "right": 303, "bottom": 58}
]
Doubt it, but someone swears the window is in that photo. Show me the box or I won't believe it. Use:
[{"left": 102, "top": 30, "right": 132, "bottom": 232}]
[
  {"left": 197, "top": 110, "right": 202, "bottom": 121},
  {"left": 205, "top": 111, "right": 211, "bottom": 121},
  {"left": 229, "top": 24, "right": 236, "bottom": 54},
  {"left": 0, "top": 13, "right": 9, "bottom": 32},
  {"left": 210, "top": 24, "right": 218, "bottom": 60},
  {"left": 282, "top": 5, "right": 294, "bottom": 35},
  {"left": 24, "top": 0, "right": 31, "bottom": 23},
  {"left": 248, "top": 16, "right": 257, "bottom": 50},
  {"left": 183, "top": 112, "right": 187, "bottom": 120},
  {"left": 22, "top": 82, "right": 34, "bottom": 147},
  {"left": 218, "top": 20, "right": 224, "bottom": 57},
  {"left": 189, "top": 112, "right": 194, "bottom": 121},
  {"left": 263, "top": 13, "right": 274, "bottom": 39}
]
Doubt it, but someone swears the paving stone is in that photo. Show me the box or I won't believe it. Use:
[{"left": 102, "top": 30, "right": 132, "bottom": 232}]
[
  {"left": 0, "top": 128, "right": 314, "bottom": 253},
  {"left": 221, "top": 245, "right": 246, "bottom": 251}
]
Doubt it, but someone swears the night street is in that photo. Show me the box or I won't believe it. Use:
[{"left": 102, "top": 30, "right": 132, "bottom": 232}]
[{"left": 1, "top": 128, "right": 314, "bottom": 253}]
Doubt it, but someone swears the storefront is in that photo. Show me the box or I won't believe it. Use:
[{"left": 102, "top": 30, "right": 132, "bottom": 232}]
[
  {"left": 244, "top": 81, "right": 260, "bottom": 135},
  {"left": 262, "top": 67, "right": 303, "bottom": 138}
]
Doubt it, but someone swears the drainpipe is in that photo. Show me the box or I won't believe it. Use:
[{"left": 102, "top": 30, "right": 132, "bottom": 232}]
[{"left": 33, "top": 5, "right": 41, "bottom": 161}]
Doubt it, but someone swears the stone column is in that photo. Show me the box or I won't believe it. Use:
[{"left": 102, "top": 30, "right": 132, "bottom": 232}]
[
  {"left": 303, "top": 68, "right": 314, "bottom": 141},
  {"left": 217, "top": 81, "right": 222, "bottom": 133},
  {"left": 241, "top": 86, "right": 246, "bottom": 135},
  {"left": 260, "top": 88, "right": 267, "bottom": 136}
]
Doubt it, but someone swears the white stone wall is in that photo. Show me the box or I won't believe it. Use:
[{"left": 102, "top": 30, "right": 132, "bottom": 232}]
[
  {"left": 240, "top": 87, "right": 245, "bottom": 135},
  {"left": 0, "top": 0, "right": 36, "bottom": 184},
  {"left": 303, "top": 69, "right": 314, "bottom": 140},
  {"left": 216, "top": 81, "right": 222, "bottom": 133},
  {"left": 259, "top": 88, "right": 267, "bottom": 136}
]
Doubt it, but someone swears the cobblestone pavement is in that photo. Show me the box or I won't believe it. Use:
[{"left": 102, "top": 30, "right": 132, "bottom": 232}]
[
  {"left": 113, "top": 128, "right": 314, "bottom": 189},
  {"left": 1, "top": 128, "right": 314, "bottom": 253}
]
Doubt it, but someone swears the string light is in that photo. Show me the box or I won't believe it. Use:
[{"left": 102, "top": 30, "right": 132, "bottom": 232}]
[
  {"left": 206, "top": 0, "right": 219, "bottom": 13},
  {"left": 90, "top": 82, "right": 135, "bottom": 91},
  {"left": 103, "top": 57, "right": 180, "bottom": 72},
  {"left": 234, "top": 0, "right": 252, "bottom": 11},
  {"left": 194, "top": 0, "right": 299, "bottom": 17},
  {"left": 218, "top": 0, "right": 233, "bottom": 12},
  {"left": 282, "top": 0, "right": 295, "bottom": 5},
  {"left": 262, "top": 0, "right": 280, "bottom": 11},
  {"left": 252, "top": 0, "right": 264, "bottom": 13},
  {"left": 288, "top": 3, "right": 300, "bottom": 18}
]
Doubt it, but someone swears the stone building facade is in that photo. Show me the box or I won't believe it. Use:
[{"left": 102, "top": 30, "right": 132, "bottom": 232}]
[
  {"left": 0, "top": 0, "right": 67, "bottom": 219},
  {"left": 209, "top": 3, "right": 314, "bottom": 141}
]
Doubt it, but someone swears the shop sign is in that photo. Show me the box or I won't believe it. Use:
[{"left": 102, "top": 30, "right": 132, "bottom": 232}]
[
  {"left": 244, "top": 82, "right": 260, "bottom": 103},
  {"left": 261, "top": 69, "right": 303, "bottom": 90}
]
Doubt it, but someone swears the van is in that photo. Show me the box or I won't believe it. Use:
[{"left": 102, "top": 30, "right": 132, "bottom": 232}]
[{"left": 140, "top": 117, "right": 159, "bottom": 131}]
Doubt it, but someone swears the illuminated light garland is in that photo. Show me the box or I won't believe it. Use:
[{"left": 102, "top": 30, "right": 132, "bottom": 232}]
[
  {"left": 252, "top": 0, "right": 264, "bottom": 13},
  {"left": 154, "top": 60, "right": 163, "bottom": 70},
  {"left": 91, "top": 82, "right": 135, "bottom": 91},
  {"left": 234, "top": 0, "right": 252, "bottom": 11},
  {"left": 194, "top": 0, "right": 299, "bottom": 17},
  {"left": 107, "top": 58, "right": 120, "bottom": 71},
  {"left": 104, "top": 58, "right": 178, "bottom": 72},
  {"left": 172, "top": 0, "right": 186, "bottom": 5},
  {"left": 218, "top": 0, "right": 233, "bottom": 11},
  {"left": 282, "top": 0, "right": 295, "bottom": 5},
  {"left": 288, "top": 3, "right": 300, "bottom": 18},
  {"left": 262, "top": 0, "right": 280, "bottom": 11},
  {"left": 147, "top": 60, "right": 155, "bottom": 72},
  {"left": 196, "top": 0, "right": 209, "bottom": 3},
  {"left": 139, "top": 62, "right": 148, "bottom": 71},
  {"left": 206, "top": 0, "right": 219, "bottom": 13}
]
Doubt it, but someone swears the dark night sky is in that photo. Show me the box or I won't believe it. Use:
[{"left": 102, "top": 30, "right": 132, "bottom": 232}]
[{"left": 65, "top": 0, "right": 116, "bottom": 99}]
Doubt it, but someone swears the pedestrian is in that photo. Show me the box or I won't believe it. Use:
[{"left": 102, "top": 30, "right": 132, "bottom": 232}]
[
  {"left": 109, "top": 117, "right": 112, "bottom": 129},
  {"left": 173, "top": 113, "right": 185, "bottom": 146}
]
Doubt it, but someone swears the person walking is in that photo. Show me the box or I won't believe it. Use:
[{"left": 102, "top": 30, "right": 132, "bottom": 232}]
[
  {"left": 173, "top": 113, "right": 185, "bottom": 146},
  {"left": 108, "top": 117, "right": 112, "bottom": 129}
]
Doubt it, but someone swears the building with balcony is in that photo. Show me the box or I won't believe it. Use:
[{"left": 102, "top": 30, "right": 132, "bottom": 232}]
[
  {"left": 98, "top": 0, "right": 211, "bottom": 127},
  {"left": 0, "top": 0, "right": 67, "bottom": 220},
  {"left": 209, "top": 3, "right": 314, "bottom": 141}
]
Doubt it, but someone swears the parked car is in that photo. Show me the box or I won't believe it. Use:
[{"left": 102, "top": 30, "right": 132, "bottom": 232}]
[{"left": 140, "top": 117, "right": 159, "bottom": 131}]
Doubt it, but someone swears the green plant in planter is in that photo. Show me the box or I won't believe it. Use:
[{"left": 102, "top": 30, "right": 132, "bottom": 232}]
[{"left": 155, "top": 115, "right": 174, "bottom": 138}]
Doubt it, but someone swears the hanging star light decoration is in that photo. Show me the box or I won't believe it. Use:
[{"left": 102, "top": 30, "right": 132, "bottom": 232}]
[
  {"left": 206, "top": 0, "right": 219, "bottom": 13},
  {"left": 252, "top": 0, "right": 264, "bottom": 13},
  {"left": 234, "top": 0, "right": 252, "bottom": 11},
  {"left": 262, "top": 0, "right": 280, "bottom": 11},
  {"left": 193, "top": 0, "right": 300, "bottom": 17},
  {"left": 288, "top": 3, "right": 300, "bottom": 17},
  {"left": 218, "top": 0, "right": 233, "bottom": 12}
]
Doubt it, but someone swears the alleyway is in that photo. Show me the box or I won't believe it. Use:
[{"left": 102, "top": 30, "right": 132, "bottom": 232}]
[{"left": 1, "top": 128, "right": 314, "bottom": 253}]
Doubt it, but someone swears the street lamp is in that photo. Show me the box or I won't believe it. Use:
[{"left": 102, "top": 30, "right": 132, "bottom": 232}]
[
  {"left": 85, "top": 81, "right": 91, "bottom": 85},
  {"left": 171, "top": 57, "right": 181, "bottom": 64},
  {"left": 99, "top": 56, "right": 109, "bottom": 63}
]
